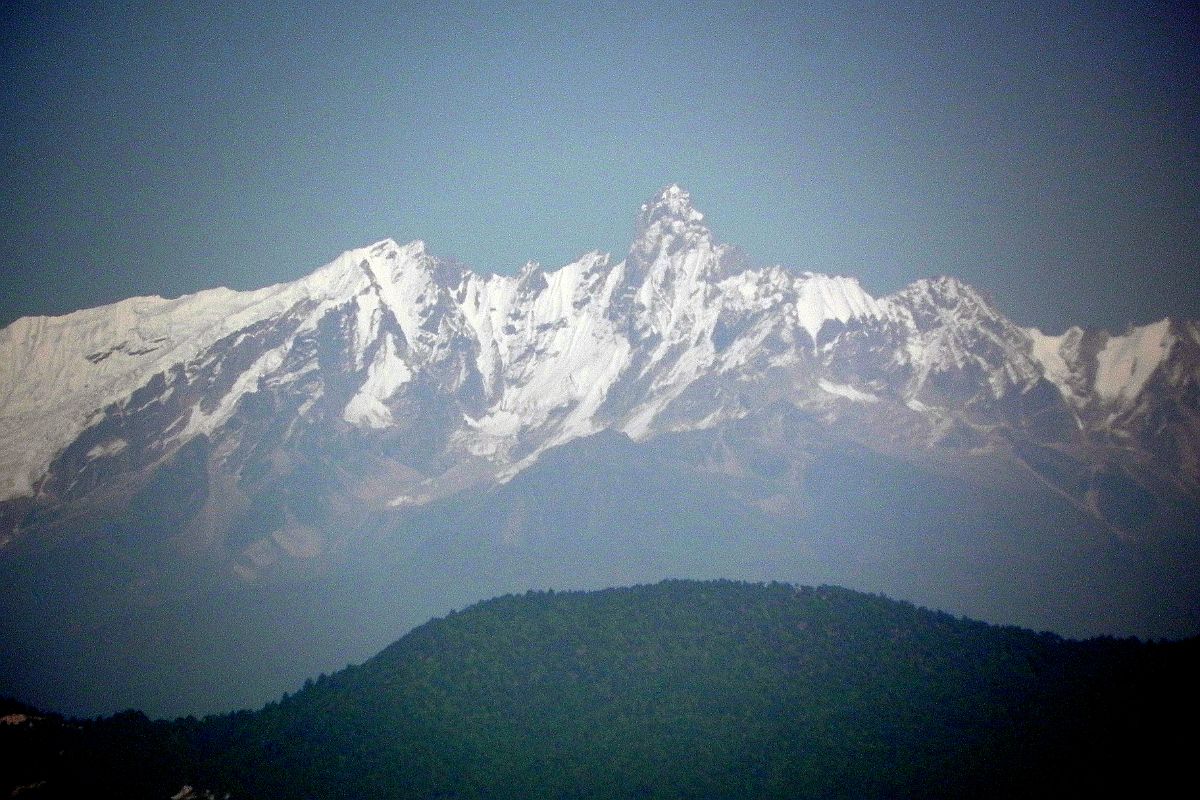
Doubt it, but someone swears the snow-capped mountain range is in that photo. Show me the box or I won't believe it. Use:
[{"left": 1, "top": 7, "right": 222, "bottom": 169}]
[
  {"left": 2, "top": 185, "right": 1196, "bottom": 524},
  {"left": 3, "top": 185, "right": 1198, "bottom": 717}
]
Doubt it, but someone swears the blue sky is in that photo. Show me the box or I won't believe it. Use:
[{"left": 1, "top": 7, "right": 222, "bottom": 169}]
[{"left": 2, "top": 0, "right": 1197, "bottom": 331}]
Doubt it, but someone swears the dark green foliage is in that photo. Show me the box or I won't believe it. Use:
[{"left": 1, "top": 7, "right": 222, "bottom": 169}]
[{"left": 3, "top": 580, "right": 1197, "bottom": 798}]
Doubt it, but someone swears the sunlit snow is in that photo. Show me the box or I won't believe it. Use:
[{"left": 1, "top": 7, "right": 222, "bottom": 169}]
[{"left": 0, "top": 187, "right": 1189, "bottom": 503}]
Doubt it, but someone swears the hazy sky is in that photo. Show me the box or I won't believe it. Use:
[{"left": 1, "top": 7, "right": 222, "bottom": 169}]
[{"left": 2, "top": 0, "right": 1196, "bottom": 332}]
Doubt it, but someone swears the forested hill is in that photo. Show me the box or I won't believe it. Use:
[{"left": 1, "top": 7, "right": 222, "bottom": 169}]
[{"left": 4, "top": 580, "right": 1198, "bottom": 798}]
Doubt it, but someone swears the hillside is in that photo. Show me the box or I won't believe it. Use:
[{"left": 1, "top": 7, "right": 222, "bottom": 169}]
[{"left": 3, "top": 580, "right": 1196, "bottom": 798}]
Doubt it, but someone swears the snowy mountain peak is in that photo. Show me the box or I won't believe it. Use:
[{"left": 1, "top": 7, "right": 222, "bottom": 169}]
[
  {"left": 618, "top": 187, "right": 730, "bottom": 331},
  {"left": 635, "top": 184, "right": 707, "bottom": 237},
  {"left": 886, "top": 275, "right": 1007, "bottom": 331},
  {"left": 895, "top": 275, "right": 987, "bottom": 307},
  {"left": 367, "top": 237, "right": 401, "bottom": 254}
]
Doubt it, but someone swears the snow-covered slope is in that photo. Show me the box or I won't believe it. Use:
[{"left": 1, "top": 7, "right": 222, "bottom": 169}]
[
  {"left": 1024, "top": 318, "right": 1195, "bottom": 432},
  {"left": 0, "top": 240, "right": 429, "bottom": 499}
]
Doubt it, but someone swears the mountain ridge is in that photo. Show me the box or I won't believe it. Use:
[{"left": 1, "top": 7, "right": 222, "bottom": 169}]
[{"left": 2, "top": 186, "right": 1194, "bottom": 511}]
